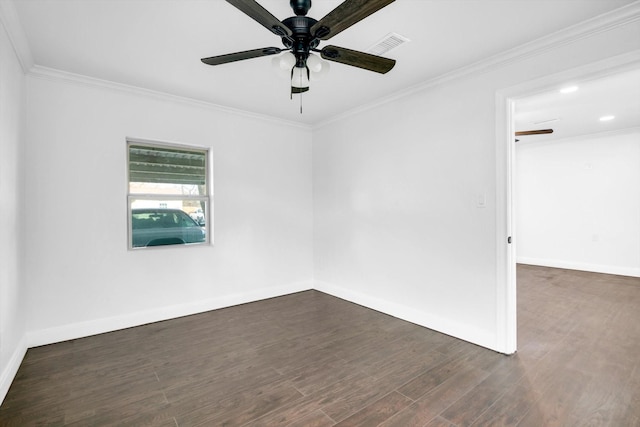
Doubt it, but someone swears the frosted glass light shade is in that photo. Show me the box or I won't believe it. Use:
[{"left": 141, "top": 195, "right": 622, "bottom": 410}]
[
  {"left": 291, "top": 67, "right": 310, "bottom": 88},
  {"left": 306, "top": 54, "right": 322, "bottom": 72},
  {"left": 310, "top": 60, "right": 330, "bottom": 81},
  {"left": 271, "top": 53, "right": 296, "bottom": 77}
]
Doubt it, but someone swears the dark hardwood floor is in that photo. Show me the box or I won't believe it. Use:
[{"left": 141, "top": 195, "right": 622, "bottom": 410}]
[{"left": 1, "top": 265, "right": 639, "bottom": 426}]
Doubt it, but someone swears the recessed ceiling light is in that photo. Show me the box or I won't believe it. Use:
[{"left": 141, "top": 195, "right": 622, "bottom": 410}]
[
  {"left": 559, "top": 86, "right": 579, "bottom": 94},
  {"left": 599, "top": 115, "right": 615, "bottom": 121}
]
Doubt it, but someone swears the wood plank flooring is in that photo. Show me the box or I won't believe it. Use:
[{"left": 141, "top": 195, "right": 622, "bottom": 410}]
[{"left": 1, "top": 265, "right": 639, "bottom": 426}]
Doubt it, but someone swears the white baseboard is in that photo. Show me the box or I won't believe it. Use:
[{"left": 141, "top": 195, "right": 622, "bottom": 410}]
[
  {"left": 10, "top": 276, "right": 509, "bottom": 407},
  {"left": 517, "top": 257, "right": 640, "bottom": 278},
  {"left": 27, "top": 280, "right": 313, "bottom": 348},
  {"left": 313, "top": 280, "right": 500, "bottom": 353},
  {"left": 0, "top": 335, "right": 28, "bottom": 406}
]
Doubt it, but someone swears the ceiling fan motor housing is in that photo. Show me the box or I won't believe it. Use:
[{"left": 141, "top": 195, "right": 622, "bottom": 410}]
[
  {"left": 282, "top": 15, "right": 319, "bottom": 68},
  {"left": 290, "top": 0, "right": 312, "bottom": 16}
]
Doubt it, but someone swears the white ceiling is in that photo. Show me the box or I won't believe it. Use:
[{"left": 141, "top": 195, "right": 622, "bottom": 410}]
[
  {"left": 10, "top": 0, "right": 639, "bottom": 126},
  {"left": 514, "top": 68, "right": 640, "bottom": 143}
]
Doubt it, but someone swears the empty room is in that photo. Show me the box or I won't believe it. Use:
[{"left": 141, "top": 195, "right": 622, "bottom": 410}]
[{"left": 1, "top": 0, "right": 639, "bottom": 425}]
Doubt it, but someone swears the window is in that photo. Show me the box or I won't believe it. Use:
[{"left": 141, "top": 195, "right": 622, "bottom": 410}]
[{"left": 127, "top": 139, "right": 210, "bottom": 249}]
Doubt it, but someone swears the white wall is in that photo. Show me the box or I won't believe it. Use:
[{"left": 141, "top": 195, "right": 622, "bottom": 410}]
[
  {"left": 313, "top": 18, "right": 640, "bottom": 351},
  {"left": 0, "top": 4, "right": 637, "bottom": 401},
  {"left": 0, "top": 18, "right": 27, "bottom": 402},
  {"left": 24, "top": 74, "right": 313, "bottom": 345},
  {"left": 516, "top": 130, "right": 640, "bottom": 277}
]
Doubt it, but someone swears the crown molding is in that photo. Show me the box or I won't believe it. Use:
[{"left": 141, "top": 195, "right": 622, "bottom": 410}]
[
  {"left": 28, "top": 65, "right": 312, "bottom": 131},
  {"left": 314, "top": 1, "right": 640, "bottom": 129},
  {"left": 0, "top": 0, "right": 34, "bottom": 73},
  {"left": 5, "top": 0, "right": 639, "bottom": 129},
  {"left": 0, "top": 0, "right": 308, "bottom": 129}
]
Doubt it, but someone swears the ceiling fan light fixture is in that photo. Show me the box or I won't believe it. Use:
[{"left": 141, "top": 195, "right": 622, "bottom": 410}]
[
  {"left": 306, "top": 53, "right": 322, "bottom": 72},
  {"left": 272, "top": 52, "right": 296, "bottom": 76},
  {"left": 310, "top": 60, "right": 330, "bottom": 81},
  {"left": 202, "top": 0, "right": 398, "bottom": 105},
  {"left": 291, "top": 66, "right": 310, "bottom": 89},
  {"left": 306, "top": 53, "right": 330, "bottom": 81}
]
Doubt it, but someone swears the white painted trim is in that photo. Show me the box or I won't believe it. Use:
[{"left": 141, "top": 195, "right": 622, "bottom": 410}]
[
  {"left": 314, "top": 2, "right": 640, "bottom": 129},
  {"left": 27, "top": 281, "right": 313, "bottom": 348},
  {"left": 495, "top": 50, "right": 640, "bottom": 355},
  {"left": 0, "top": 335, "right": 28, "bottom": 406},
  {"left": 27, "top": 66, "right": 312, "bottom": 131},
  {"left": 0, "top": 0, "right": 34, "bottom": 73},
  {"left": 495, "top": 92, "right": 517, "bottom": 355},
  {"left": 314, "top": 280, "right": 499, "bottom": 353},
  {"left": 517, "top": 258, "right": 640, "bottom": 278}
]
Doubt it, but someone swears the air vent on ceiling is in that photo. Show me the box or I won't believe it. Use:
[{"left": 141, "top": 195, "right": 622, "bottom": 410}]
[{"left": 367, "top": 32, "right": 410, "bottom": 56}]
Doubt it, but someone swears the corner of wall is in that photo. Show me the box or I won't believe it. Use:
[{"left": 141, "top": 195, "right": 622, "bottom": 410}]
[
  {"left": 0, "top": 0, "right": 30, "bottom": 407},
  {"left": 26, "top": 279, "right": 314, "bottom": 348},
  {"left": 0, "top": 0, "right": 34, "bottom": 73},
  {"left": 312, "top": 280, "right": 501, "bottom": 353},
  {"left": 0, "top": 336, "right": 27, "bottom": 406}
]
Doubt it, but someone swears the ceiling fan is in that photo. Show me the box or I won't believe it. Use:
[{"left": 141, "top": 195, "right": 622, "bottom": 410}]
[
  {"left": 515, "top": 128, "right": 553, "bottom": 142},
  {"left": 201, "top": 0, "right": 397, "bottom": 98}
]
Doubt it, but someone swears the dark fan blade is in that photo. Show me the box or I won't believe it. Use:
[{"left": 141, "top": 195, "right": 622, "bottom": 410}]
[
  {"left": 311, "top": 0, "right": 395, "bottom": 40},
  {"left": 226, "top": 0, "right": 291, "bottom": 37},
  {"left": 515, "top": 129, "right": 554, "bottom": 136},
  {"left": 201, "top": 47, "right": 282, "bottom": 66},
  {"left": 320, "top": 45, "right": 395, "bottom": 74}
]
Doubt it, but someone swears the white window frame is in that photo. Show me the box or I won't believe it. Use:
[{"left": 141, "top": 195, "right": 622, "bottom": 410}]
[{"left": 126, "top": 138, "right": 212, "bottom": 250}]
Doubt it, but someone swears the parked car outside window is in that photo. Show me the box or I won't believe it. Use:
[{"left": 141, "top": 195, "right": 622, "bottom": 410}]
[
  {"left": 131, "top": 208, "right": 206, "bottom": 248},
  {"left": 189, "top": 208, "right": 205, "bottom": 225}
]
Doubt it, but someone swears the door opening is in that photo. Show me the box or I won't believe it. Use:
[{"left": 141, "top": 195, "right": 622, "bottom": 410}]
[{"left": 495, "top": 51, "right": 640, "bottom": 355}]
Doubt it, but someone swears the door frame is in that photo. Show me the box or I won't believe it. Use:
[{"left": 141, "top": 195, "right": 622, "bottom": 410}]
[{"left": 494, "top": 51, "right": 640, "bottom": 354}]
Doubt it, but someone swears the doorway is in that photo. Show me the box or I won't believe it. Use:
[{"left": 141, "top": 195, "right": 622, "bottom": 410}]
[
  {"left": 495, "top": 51, "right": 640, "bottom": 354},
  {"left": 513, "top": 71, "right": 640, "bottom": 276}
]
